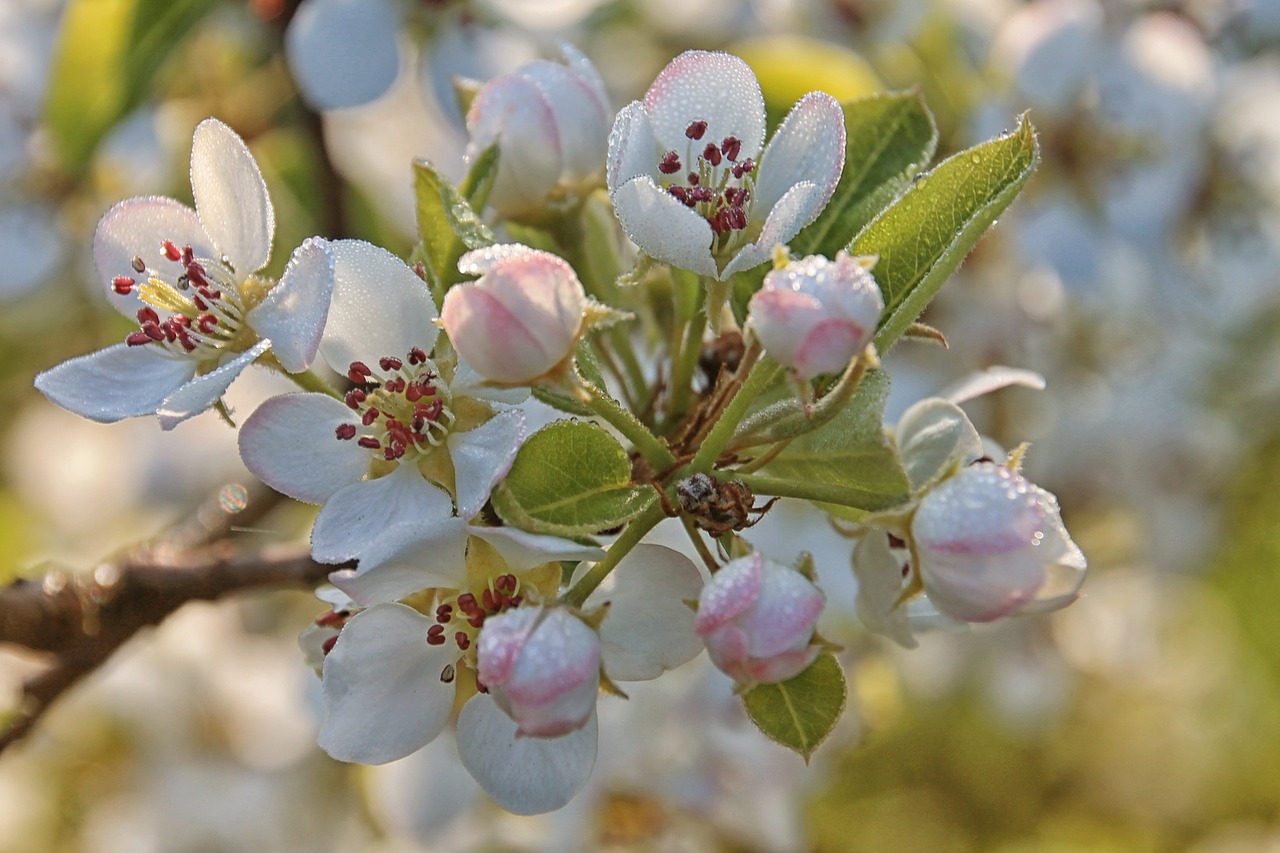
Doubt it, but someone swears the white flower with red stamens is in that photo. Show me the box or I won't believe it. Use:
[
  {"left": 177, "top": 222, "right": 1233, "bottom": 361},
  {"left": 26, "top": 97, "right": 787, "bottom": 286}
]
[
  {"left": 465, "top": 45, "right": 611, "bottom": 222},
  {"left": 748, "top": 251, "right": 884, "bottom": 380},
  {"left": 317, "top": 543, "right": 703, "bottom": 815},
  {"left": 34, "top": 118, "right": 335, "bottom": 430},
  {"left": 238, "top": 241, "right": 529, "bottom": 604},
  {"left": 694, "top": 552, "right": 825, "bottom": 685},
  {"left": 606, "top": 50, "right": 845, "bottom": 280}
]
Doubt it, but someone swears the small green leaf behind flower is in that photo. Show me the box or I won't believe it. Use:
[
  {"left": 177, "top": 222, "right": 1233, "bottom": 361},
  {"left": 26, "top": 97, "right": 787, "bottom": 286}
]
[
  {"left": 411, "top": 150, "right": 498, "bottom": 303},
  {"left": 742, "top": 652, "right": 847, "bottom": 762}
]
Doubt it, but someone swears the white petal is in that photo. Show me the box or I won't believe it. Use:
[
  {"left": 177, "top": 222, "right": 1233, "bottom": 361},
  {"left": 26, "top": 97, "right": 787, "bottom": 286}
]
[
  {"left": 319, "top": 603, "right": 456, "bottom": 764},
  {"left": 190, "top": 118, "right": 274, "bottom": 275},
  {"left": 34, "top": 343, "right": 195, "bottom": 423},
  {"left": 753, "top": 91, "right": 846, "bottom": 215},
  {"left": 320, "top": 240, "right": 438, "bottom": 374},
  {"left": 584, "top": 544, "right": 704, "bottom": 681},
  {"left": 312, "top": 464, "right": 452, "bottom": 564},
  {"left": 558, "top": 42, "right": 609, "bottom": 117},
  {"left": 466, "top": 73, "right": 563, "bottom": 213},
  {"left": 920, "top": 549, "right": 1046, "bottom": 623},
  {"left": 157, "top": 339, "right": 269, "bottom": 429},
  {"left": 894, "top": 398, "right": 984, "bottom": 492},
  {"left": 328, "top": 516, "right": 469, "bottom": 605},
  {"left": 940, "top": 366, "right": 1046, "bottom": 405},
  {"left": 285, "top": 0, "right": 401, "bottom": 111},
  {"left": 449, "top": 357, "right": 530, "bottom": 404},
  {"left": 467, "top": 526, "right": 605, "bottom": 572},
  {"left": 245, "top": 236, "right": 335, "bottom": 373},
  {"left": 456, "top": 696, "right": 598, "bottom": 815},
  {"left": 238, "top": 392, "right": 369, "bottom": 503},
  {"left": 612, "top": 176, "right": 717, "bottom": 277},
  {"left": 720, "top": 181, "right": 827, "bottom": 279},
  {"left": 448, "top": 409, "right": 525, "bottom": 521},
  {"left": 852, "top": 533, "right": 917, "bottom": 649},
  {"left": 93, "top": 196, "right": 216, "bottom": 318},
  {"left": 521, "top": 59, "right": 609, "bottom": 179},
  {"left": 643, "top": 51, "right": 765, "bottom": 156},
  {"left": 606, "top": 101, "right": 658, "bottom": 193}
]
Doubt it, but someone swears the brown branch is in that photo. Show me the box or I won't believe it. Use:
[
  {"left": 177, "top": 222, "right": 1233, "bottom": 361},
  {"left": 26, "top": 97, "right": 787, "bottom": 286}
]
[{"left": 0, "top": 483, "right": 350, "bottom": 754}]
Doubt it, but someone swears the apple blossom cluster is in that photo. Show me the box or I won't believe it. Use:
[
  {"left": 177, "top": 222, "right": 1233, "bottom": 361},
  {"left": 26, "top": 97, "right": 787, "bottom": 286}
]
[{"left": 32, "top": 48, "right": 1086, "bottom": 814}]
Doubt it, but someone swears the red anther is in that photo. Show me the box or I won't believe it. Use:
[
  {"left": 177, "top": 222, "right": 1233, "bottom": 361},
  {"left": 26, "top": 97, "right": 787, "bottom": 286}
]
[
  {"left": 181, "top": 245, "right": 195, "bottom": 266},
  {"left": 658, "top": 151, "right": 682, "bottom": 174},
  {"left": 496, "top": 574, "right": 516, "bottom": 593},
  {"left": 456, "top": 593, "right": 478, "bottom": 615},
  {"left": 901, "top": 562, "right": 910, "bottom": 578},
  {"left": 685, "top": 120, "right": 708, "bottom": 140},
  {"left": 335, "top": 423, "right": 357, "bottom": 440},
  {"left": 687, "top": 173, "right": 700, "bottom": 186},
  {"left": 171, "top": 314, "right": 191, "bottom": 327},
  {"left": 193, "top": 294, "right": 208, "bottom": 311},
  {"left": 136, "top": 306, "right": 159, "bottom": 324},
  {"left": 413, "top": 261, "right": 427, "bottom": 281},
  {"left": 357, "top": 436, "right": 381, "bottom": 450},
  {"left": 321, "top": 635, "right": 339, "bottom": 655},
  {"left": 468, "top": 614, "right": 485, "bottom": 629},
  {"left": 735, "top": 158, "right": 755, "bottom": 177},
  {"left": 347, "top": 362, "right": 372, "bottom": 383},
  {"left": 427, "top": 623, "right": 445, "bottom": 637},
  {"left": 385, "top": 377, "right": 406, "bottom": 393},
  {"left": 162, "top": 322, "right": 177, "bottom": 343},
  {"left": 344, "top": 389, "right": 366, "bottom": 410},
  {"left": 455, "top": 632, "right": 471, "bottom": 651},
  {"left": 360, "top": 408, "right": 379, "bottom": 427},
  {"left": 197, "top": 314, "right": 218, "bottom": 333},
  {"left": 721, "top": 136, "right": 742, "bottom": 161},
  {"left": 669, "top": 186, "right": 690, "bottom": 205},
  {"left": 427, "top": 633, "right": 446, "bottom": 646},
  {"left": 691, "top": 186, "right": 713, "bottom": 204},
  {"left": 408, "top": 347, "right": 427, "bottom": 365},
  {"left": 162, "top": 240, "right": 182, "bottom": 261},
  {"left": 703, "top": 143, "right": 722, "bottom": 166},
  {"left": 316, "top": 609, "right": 347, "bottom": 627},
  {"left": 725, "top": 206, "right": 748, "bottom": 230},
  {"left": 126, "top": 331, "right": 152, "bottom": 346},
  {"left": 887, "top": 532, "right": 906, "bottom": 549},
  {"left": 112, "top": 276, "right": 136, "bottom": 294},
  {"left": 405, "top": 383, "right": 422, "bottom": 403},
  {"left": 141, "top": 321, "right": 165, "bottom": 341},
  {"left": 379, "top": 356, "right": 403, "bottom": 372},
  {"left": 436, "top": 604, "right": 453, "bottom": 622},
  {"left": 177, "top": 331, "right": 197, "bottom": 352},
  {"left": 186, "top": 265, "right": 208, "bottom": 289},
  {"left": 130, "top": 256, "right": 146, "bottom": 274},
  {"left": 481, "top": 587, "right": 496, "bottom": 612}
]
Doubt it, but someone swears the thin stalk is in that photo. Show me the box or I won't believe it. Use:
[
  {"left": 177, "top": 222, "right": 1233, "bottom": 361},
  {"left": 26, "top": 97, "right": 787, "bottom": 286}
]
[
  {"left": 562, "top": 501, "right": 666, "bottom": 608},
  {"left": 284, "top": 368, "right": 342, "bottom": 399},
  {"left": 733, "top": 473, "right": 904, "bottom": 514},
  {"left": 688, "top": 344, "right": 779, "bottom": 473},
  {"left": 729, "top": 351, "right": 873, "bottom": 453},
  {"left": 666, "top": 306, "right": 707, "bottom": 425},
  {"left": 681, "top": 516, "right": 721, "bottom": 572},
  {"left": 573, "top": 375, "right": 676, "bottom": 471}
]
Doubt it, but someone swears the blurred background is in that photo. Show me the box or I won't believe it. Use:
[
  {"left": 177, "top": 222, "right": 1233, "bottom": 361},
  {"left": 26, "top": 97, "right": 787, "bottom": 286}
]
[{"left": 2, "top": 0, "right": 1280, "bottom": 849}]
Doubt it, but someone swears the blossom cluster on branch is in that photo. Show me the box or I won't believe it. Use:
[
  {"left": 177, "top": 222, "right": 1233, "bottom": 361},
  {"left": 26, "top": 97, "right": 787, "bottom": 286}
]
[{"left": 30, "top": 47, "right": 1085, "bottom": 814}]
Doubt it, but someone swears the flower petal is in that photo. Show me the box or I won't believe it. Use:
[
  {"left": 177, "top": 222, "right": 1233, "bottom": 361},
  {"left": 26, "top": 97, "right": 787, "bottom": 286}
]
[
  {"left": 468, "top": 526, "right": 605, "bottom": 572},
  {"left": 642, "top": 51, "right": 766, "bottom": 157},
  {"left": 919, "top": 548, "right": 1046, "bottom": 623},
  {"left": 320, "top": 240, "right": 438, "bottom": 374},
  {"left": 584, "top": 544, "right": 704, "bottom": 681},
  {"left": 612, "top": 176, "right": 718, "bottom": 277},
  {"left": 752, "top": 91, "right": 845, "bottom": 215},
  {"left": 720, "top": 181, "right": 827, "bottom": 279},
  {"left": 852, "top": 533, "right": 918, "bottom": 649},
  {"left": 940, "top": 366, "right": 1046, "bottom": 405},
  {"left": 285, "top": 0, "right": 401, "bottom": 111},
  {"left": 190, "top": 118, "right": 274, "bottom": 275},
  {"left": 93, "top": 196, "right": 216, "bottom": 318},
  {"left": 606, "top": 101, "right": 659, "bottom": 193},
  {"left": 448, "top": 409, "right": 525, "bottom": 521},
  {"left": 238, "top": 392, "right": 369, "bottom": 503},
  {"left": 456, "top": 696, "right": 598, "bottom": 815},
  {"left": 328, "top": 516, "right": 469, "bottom": 605},
  {"left": 245, "top": 236, "right": 335, "bottom": 373},
  {"left": 34, "top": 343, "right": 196, "bottom": 423},
  {"left": 156, "top": 339, "right": 269, "bottom": 429},
  {"left": 894, "top": 398, "right": 984, "bottom": 492},
  {"left": 521, "top": 58, "right": 610, "bottom": 179},
  {"left": 466, "top": 72, "right": 564, "bottom": 213},
  {"left": 319, "top": 603, "right": 456, "bottom": 764},
  {"left": 449, "top": 357, "right": 531, "bottom": 404},
  {"left": 311, "top": 464, "right": 452, "bottom": 564}
]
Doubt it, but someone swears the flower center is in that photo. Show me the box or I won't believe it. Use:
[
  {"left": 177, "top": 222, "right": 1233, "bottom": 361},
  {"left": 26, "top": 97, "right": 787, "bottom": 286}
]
[
  {"left": 334, "top": 349, "right": 456, "bottom": 462},
  {"left": 114, "top": 240, "right": 247, "bottom": 359},
  {"left": 657, "top": 119, "right": 757, "bottom": 241},
  {"left": 428, "top": 573, "right": 523, "bottom": 684}
]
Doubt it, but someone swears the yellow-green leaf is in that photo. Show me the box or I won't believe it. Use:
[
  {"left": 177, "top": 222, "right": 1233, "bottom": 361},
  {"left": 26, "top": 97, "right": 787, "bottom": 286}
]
[{"left": 742, "top": 653, "right": 847, "bottom": 761}]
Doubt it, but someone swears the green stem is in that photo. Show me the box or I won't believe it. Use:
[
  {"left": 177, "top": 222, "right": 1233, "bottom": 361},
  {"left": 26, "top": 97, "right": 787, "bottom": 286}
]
[
  {"left": 734, "top": 473, "right": 905, "bottom": 514},
  {"left": 284, "top": 368, "right": 342, "bottom": 399},
  {"left": 562, "top": 501, "right": 666, "bottom": 608},
  {"left": 666, "top": 305, "right": 707, "bottom": 425},
  {"left": 689, "top": 345, "right": 780, "bottom": 473},
  {"left": 730, "top": 351, "right": 873, "bottom": 452},
  {"left": 575, "top": 375, "right": 676, "bottom": 471}
]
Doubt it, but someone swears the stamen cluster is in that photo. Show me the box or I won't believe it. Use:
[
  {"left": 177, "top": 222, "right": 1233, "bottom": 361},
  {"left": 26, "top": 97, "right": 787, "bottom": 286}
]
[
  {"left": 659, "top": 120, "right": 757, "bottom": 235},
  {"left": 116, "top": 240, "right": 244, "bottom": 356},
  {"left": 428, "top": 573, "right": 524, "bottom": 657},
  {"left": 334, "top": 348, "right": 456, "bottom": 461}
]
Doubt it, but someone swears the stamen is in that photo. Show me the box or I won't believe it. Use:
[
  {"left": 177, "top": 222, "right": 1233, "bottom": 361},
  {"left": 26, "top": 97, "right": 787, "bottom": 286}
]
[
  {"left": 162, "top": 240, "right": 182, "bottom": 262},
  {"left": 659, "top": 151, "right": 682, "bottom": 174},
  {"left": 130, "top": 256, "right": 146, "bottom": 274},
  {"left": 685, "top": 120, "right": 707, "bottom": 140},
  {"left": 335, "top": 423, "right": 356, "bottom": 440},
  {"left": 113, "top": 276, "right": 136, "bottom": 294}
]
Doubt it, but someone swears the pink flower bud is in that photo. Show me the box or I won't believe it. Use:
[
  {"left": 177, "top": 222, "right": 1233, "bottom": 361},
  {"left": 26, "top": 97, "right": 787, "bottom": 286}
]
[
  {"left": 748, "top": 251, "right": 884, "bottom": 380},
  {"left": 443, "top": 245, "right": 588, "bottom": 385},
  {"left": 911, "top": 463, "right": 1087, "bottom": 623},
  {"left": 465, "top": 46, "right": 611, "bottom": 222},
  {"left": 694, "top": 553, "right": 825, "bottom": 685},
  {"left": 477, "top": 606, "right": 600, "bottom": 738}
]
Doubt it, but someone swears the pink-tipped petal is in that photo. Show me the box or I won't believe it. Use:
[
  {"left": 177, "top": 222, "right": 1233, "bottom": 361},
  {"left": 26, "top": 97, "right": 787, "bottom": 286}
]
[
  {"left": 157, "top": 339, "right": 270, "bottom": 429},
  {"left": 319, "top": 603, "right": 456, "bottom": 764},
  {"left": 238, "top": 392, "right": 370, "bottom": 503},
  {"left": 190, "top": 118, "right": 274, "bottom": 275},
  {"left": 612, "top": 176, "right": 718, "bottom": 277},
  {"left": 466, "top": 73, "right": 564, "bottom": 213},
  {"left": 93, "top": 196, "right": 215, "bottom": 317},
  {"left": 521, "top": 59, "right": 610, "bottom": 179},
  {"left": 693, "top": 552, "right": 763, "bottom": 635},
  {"left": 246, "top": 236, "right": 335, "bottom": 373},
  {"left": 448, "top": 409, "right": 525, "bottom": 521},
  {"left": 320, "top": 240, "right": 438, "bottom": 374},
  {"left": 753, "top": 91, "right": 845, "bottom": 214},
  {"left": 456, "top": 696, "right": 598, "bottom": 815},
  {"left": 642, "top": 51, "right": 766, "bottom": 157},
  {"left": 34, "top": 343, "right": 196, "bottom": 423}
]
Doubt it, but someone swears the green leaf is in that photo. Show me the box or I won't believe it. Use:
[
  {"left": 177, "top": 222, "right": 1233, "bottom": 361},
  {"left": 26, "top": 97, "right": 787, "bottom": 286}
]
[
  {"left": 44, "top": 0, "right": 218, "bottom": 172},
  {"left": 492, "top": 421, "right": 652, "bottom": 537},
  {"left": 412, "top": 155, "right": 496, "bottom": 300},
  {"left": 742, "top": 653, "right": 847, "bottom": 761},
  {"left": 853, "top": 114, "right": 1039, "bottom": 352},
  {"left": 792, "top": 91, "right": 938, "bottom": 259},
  {"left": 763, "top": 369, "right": 910, "bottom": 520}
]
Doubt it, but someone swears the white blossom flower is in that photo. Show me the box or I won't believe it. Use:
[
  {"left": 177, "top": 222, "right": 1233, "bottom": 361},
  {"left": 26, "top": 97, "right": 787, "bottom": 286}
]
[
  {"left": 34, "top": 118, "right": 335, "bottom": 429},
  {"left": 440, "top": 245, "right": 589, "bottom": 386},
  {"left": 694, "top": 552, "right": 825, "bottom": 685},
  {"left": 606, "top": 50, "right": 845, "bottom": 279},
  {"left": 318, "top": 543, "right": 703, "bottom": 815},
  {"left": 238, "top": 241, "right": 526, "bottom": 604},
  {"left": 748, "top": 251, "right": 883, "bottom": 379},
  {"left": 465, "top": 46, "right": 611, "bottom": 222}
]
